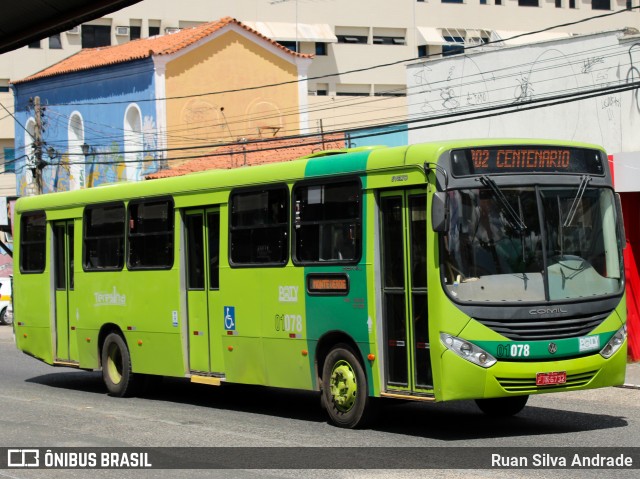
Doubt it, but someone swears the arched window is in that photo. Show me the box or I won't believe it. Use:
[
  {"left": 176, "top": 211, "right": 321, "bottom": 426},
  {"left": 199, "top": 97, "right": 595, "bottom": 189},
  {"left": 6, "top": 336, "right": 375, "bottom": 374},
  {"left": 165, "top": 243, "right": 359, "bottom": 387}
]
[
  {"left": 124, "top": 104, "right": 143, "bottom": 181},
  {"left": 68, "top": 112, "right": 85, "bottom": 190}
]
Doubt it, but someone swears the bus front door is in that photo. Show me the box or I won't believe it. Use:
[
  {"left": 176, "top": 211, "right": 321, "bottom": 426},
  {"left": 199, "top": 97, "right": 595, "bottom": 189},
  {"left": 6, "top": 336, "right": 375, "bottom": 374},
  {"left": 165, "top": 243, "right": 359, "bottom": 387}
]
[
  {"left": 53, "top": 220, "right": 77, "bottom": 362},
  {"left": 184, "top": 209, "right": 223, "bottom": 375},
  {"left": 379, "top": 190, "right": 432, "bottom": 393}
]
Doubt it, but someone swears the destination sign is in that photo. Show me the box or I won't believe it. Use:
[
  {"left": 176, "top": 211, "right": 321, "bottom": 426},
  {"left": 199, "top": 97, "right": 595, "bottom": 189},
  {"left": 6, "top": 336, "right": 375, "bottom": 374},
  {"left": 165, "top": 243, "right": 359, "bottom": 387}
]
[
  {"left": 450, "top": 146, "right": 604, "bottom": 177},
  {"left": 307, "top": 273, "right": 349, "bottom": 295}
]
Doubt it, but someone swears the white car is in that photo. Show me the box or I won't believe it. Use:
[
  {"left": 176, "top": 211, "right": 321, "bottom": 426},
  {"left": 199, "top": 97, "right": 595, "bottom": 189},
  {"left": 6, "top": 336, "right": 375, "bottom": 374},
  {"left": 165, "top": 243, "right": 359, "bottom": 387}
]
[
  {"left": 0, "top": 277, "right": 12, "bottom": 325},
  {"left": 3, "top": 302, "right": 12, "bottom": 326}
]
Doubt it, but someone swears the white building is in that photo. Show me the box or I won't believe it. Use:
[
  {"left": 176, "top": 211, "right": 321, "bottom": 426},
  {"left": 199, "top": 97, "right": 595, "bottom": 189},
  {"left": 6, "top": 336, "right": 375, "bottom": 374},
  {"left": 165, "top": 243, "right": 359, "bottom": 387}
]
[{"left": 1, "top": 0, "right": 639, "bottom": 190}]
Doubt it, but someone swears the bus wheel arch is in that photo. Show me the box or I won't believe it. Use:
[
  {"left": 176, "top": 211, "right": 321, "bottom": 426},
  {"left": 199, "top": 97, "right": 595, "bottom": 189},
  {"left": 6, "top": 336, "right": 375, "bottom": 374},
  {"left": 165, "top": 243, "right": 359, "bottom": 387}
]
[
  {"left": 99, "top": 326, "right": 137, "bottom": 397},
  {"left": 316, "top": 333, "right": 372, "bottom": 428}
]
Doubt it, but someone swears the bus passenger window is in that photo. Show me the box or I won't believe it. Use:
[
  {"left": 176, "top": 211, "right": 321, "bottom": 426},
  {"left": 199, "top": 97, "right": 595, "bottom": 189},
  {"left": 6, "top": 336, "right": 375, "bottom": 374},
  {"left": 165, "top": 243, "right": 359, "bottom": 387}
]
[
  {"left": 20, "top": 211, "right": 46, "bottom": 273},
  {"left": 229, "top": 186, "right": 288, "bottom": 266},
  {"left": 127, "top": 199, "right": 174, "bottom": 270},
  {"left": 292, "top": 179, "right": 361, "bottom": 264},
  {"left": 83, "top": 203, "right": 125, "bottom": 271}
]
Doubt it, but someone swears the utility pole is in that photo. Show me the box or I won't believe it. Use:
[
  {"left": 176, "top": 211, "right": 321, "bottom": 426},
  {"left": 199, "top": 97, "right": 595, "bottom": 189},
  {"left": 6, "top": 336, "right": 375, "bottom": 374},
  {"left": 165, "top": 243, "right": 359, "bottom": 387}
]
[{"left": 33, "top": 96, "right": 43, "bottom": 195}]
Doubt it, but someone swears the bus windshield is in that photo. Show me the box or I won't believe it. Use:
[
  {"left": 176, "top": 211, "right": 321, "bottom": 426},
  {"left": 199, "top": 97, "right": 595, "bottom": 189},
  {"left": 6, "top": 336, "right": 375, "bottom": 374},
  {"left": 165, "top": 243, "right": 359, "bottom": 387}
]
[{"left": 442, "top": 185, "right": 623, "bottom": 303}]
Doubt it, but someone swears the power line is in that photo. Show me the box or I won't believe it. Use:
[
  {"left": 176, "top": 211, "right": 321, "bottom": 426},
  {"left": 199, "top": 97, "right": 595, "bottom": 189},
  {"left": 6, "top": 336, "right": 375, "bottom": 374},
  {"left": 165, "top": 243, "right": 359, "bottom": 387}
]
[
  {"left": 24, "top": 79, "right": 640, "bottom": 170},
  {"left": 34, "top": 6, "right": 640, "bottom": 107},
  {"left": 33, "top": 39, "right": 633, "bottom": 146}
]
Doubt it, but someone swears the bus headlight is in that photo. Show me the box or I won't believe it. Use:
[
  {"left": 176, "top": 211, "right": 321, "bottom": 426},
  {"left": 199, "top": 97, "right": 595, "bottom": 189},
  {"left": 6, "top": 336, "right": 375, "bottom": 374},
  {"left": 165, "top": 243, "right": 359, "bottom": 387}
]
[
  {"left": 600, "top": 324, "right": 627, "bottom": 359},
  {"left": 440, "top": 333, "right": 497, "bottom": 368}
]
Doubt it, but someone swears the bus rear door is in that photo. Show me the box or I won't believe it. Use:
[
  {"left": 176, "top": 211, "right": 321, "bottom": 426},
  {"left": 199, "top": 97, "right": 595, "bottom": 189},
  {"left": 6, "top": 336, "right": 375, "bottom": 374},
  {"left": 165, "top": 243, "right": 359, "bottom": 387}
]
[
  {"left": 379, "top": 189, "right": 432, "bottom": 394},
  {"left": 184, "top": 208, "right": 224, "bottom": 376},
  {"left": 53, "top": 220, "right": 77, "bottom": 363}
]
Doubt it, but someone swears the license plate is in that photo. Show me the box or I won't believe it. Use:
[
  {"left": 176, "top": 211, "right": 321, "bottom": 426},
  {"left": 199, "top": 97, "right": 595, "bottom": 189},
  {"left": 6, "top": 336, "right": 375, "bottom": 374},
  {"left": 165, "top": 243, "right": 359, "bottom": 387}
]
[{"left": 536, "top": 371, "right": 567, "bottom": 386}]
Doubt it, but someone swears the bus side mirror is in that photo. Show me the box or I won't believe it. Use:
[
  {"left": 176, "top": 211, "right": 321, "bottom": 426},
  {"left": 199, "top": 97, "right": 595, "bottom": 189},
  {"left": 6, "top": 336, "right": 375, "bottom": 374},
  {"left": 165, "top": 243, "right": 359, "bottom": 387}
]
[
  {"left": 615, "top": 193, "right": 626, "bottom": 250},
  {"left": 431, "top": 192, "right": 449, "bottom": 233}
]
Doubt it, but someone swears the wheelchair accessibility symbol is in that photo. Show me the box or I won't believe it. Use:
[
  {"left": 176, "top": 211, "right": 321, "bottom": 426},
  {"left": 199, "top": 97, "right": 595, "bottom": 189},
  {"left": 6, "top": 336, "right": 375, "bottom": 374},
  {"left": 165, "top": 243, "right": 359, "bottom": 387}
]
[{"left": 224, "top": 306, "right": 235, "bottom": 331}]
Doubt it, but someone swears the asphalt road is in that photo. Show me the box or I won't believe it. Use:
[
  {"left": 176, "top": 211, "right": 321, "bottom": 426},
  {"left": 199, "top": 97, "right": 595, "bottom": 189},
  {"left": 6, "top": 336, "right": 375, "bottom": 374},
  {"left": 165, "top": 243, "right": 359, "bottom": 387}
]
[{"left": 1, "top": 324, "right": 639, "bottom": 479}]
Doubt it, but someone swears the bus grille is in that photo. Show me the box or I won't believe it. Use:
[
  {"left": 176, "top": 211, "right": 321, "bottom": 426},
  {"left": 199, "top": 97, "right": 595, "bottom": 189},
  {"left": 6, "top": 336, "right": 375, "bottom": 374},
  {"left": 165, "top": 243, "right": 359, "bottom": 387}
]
[
  {"left": 475, "top": 311, "right": 610, "bottom": 341},
  {"left": 497, "top": 370, "right": 597, "bottom": 393}
]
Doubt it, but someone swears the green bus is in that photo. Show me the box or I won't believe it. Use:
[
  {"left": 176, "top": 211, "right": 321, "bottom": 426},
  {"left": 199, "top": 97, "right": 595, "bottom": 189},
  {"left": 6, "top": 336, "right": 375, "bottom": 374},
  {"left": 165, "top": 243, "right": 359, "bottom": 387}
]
[{"left": 13, "top": 139, "right": 628, "bottom": 428}]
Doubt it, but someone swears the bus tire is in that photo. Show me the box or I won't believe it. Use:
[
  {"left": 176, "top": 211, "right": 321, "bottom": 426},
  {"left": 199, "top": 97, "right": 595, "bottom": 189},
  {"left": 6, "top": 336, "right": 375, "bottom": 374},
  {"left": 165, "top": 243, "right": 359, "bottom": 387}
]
[
  {"left": 321, "top": 344, "right": 370, "bottom": 429},
  {"left": 101, "top": 333, "right": 136, "bottom": 397},
  {"left": 475, "top": 395, "right": 529, "bottom": 417}
]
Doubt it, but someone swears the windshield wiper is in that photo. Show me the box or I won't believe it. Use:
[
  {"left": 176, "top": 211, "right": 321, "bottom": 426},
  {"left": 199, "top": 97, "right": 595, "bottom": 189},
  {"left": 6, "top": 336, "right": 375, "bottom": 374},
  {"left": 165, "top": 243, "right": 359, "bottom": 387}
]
[
  {"left": 479, "top": 176, "right": 526, "bottom": 233},
  {"left": 563, "top": 175, "right": 591, "bottom": 227}
]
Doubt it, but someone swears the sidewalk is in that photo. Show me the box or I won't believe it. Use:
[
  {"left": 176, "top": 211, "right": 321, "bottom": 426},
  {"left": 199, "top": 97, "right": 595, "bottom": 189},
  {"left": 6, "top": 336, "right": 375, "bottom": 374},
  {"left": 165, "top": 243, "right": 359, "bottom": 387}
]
[{"left": 623, "top": 361, "right": 640, "bottom": 389}]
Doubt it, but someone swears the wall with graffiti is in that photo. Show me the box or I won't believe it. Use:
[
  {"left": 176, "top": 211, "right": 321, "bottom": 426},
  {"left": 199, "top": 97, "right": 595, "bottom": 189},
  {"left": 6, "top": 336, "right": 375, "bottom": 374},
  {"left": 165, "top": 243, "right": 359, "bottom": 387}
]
[
  {"left": 12, "top": 58, "right": 166, "bottom": 195},
  {"left": 407, "top": 30, "right": 640, "bottom": 361},
  {"left": 406, "top": 30, "right": 640, "bottom": 159}
]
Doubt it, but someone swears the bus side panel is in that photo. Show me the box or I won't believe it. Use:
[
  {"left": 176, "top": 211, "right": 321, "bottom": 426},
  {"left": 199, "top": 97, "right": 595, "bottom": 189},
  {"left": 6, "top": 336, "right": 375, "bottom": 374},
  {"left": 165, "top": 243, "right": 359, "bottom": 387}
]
[
  {"left": 73, "top": 268, "right": 185, "bottom": 377},
  {"left": 221, "top": 268, "right": 282, "bottom": 387},
  {"left": 13, "top": 268, "right": 54, "bottom": 364}
]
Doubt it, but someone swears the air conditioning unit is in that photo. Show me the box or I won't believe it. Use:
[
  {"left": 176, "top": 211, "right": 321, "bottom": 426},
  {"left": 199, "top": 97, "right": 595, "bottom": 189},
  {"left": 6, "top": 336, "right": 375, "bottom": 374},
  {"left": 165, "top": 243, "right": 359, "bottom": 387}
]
[
  {"left": 165, "top": 27, "right": 181, "bottom": 34},
  {"left": 66, "top": 26, "right": 80, "bottom": 35},
  {"left": 115, "top": 26, "right": 130, "bottom": 36}
]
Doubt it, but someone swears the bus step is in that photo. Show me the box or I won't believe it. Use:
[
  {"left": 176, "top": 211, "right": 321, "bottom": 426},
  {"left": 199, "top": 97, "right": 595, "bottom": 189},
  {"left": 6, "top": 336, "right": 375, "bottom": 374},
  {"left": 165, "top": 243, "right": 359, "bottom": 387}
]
[
  {"left": 190, "top": 375, "right": 225, "bottom": 386},
  {"left": 53, "top": 360, "right": 80, "bottom": 368},
  {"left": 380, "top": 391, "right": 436, "bottom": 402}
]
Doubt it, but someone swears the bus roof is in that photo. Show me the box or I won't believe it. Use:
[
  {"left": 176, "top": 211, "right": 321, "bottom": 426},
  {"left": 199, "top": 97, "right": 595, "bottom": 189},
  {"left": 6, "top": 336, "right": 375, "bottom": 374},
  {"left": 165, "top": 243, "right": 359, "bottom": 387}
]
[{"left": 15, "top": 138, "right": 606, "bottom": 213}]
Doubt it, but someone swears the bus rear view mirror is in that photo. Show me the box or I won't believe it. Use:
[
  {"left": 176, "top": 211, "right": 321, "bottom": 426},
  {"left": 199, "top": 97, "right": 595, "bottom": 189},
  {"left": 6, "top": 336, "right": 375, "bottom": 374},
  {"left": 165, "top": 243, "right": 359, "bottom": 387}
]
[
  {"left": 615, "top": 193, "right": 626, "bottom": 250},
  {"left": 431, "top": 192, "right": 449, "bottom": 233}
]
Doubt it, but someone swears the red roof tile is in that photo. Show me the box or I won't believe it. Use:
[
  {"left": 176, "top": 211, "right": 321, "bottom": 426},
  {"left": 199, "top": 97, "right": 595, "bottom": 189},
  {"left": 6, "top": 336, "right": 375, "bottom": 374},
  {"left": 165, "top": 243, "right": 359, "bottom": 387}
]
[
  {"left": 145, "top": 134, "right": 346, "bottom": 179},
  {"left": 14, "top": 17, "right": 312, "bottom": 84}
]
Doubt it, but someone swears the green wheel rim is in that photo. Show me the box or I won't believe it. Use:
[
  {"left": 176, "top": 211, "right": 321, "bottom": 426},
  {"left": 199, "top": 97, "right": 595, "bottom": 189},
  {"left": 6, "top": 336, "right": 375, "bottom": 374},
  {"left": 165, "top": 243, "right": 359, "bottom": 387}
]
[
  {"left": 106, "top": 343, "right": 123, "bottom": 385},
  {"left": 329, "top": 359, "right": 358, "bottom": 412}
]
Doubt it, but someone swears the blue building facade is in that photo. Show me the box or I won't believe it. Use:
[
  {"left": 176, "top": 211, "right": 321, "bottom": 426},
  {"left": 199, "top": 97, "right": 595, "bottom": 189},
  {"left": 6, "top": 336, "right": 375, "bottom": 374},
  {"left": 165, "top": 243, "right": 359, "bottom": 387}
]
[{"left": 13, "top": 58, "right": 166, "bottom": 195}]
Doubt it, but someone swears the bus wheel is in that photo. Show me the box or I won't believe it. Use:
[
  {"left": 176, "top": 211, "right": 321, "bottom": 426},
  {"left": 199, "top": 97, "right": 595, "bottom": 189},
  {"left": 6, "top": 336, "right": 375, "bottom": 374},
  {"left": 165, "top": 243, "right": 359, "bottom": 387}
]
[
  {"left": 101, "top": 333, "right": 135, "bottom": 397},
  {"left": 475, "top": 395, "right": 529, "bottom": 417},
  {"left": 322, "top": 344, "right": 369, "bottom": 428}
]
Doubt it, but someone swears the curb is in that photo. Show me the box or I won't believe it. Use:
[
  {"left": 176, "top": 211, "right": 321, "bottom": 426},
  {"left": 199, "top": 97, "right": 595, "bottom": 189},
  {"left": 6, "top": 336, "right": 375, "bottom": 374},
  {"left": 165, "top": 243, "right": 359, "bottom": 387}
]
[{"left": 617, "top": 383, "right": 640, "bottom": 390}]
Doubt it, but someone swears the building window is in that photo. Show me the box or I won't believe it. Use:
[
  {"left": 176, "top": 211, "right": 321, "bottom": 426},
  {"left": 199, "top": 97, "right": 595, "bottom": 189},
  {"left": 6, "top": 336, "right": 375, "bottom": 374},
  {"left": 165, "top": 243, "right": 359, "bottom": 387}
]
[
  {"left": 569, "top": 0, "right": 576, "bottom": 6},
  {"left": 443, "top": 36, "right": 465, "bottom": 56},
  {"left": 373, "top": 36, "right": 405, "bottom": 45},
  {"left": 84, "top": 203, "right": 125, "bottom": 271},
  {"left": 279, "top": 41, "right": 298, "bottom": 52},
  {"left": 518, "top": 0, "right": 539, "bottom": 5},
  {"left": 68, "top": 113, "right": 85, "bottom": 190},
  {"left": 3, "top": 148, "right": 14, "bottom": 172},
  {"left": 315, "top": 42, "right": 327, "bottom": 55},
  {"left": 81, "top": 25, "right": 111, "bottom": 48},
  {"left": 496, "top": 0, "right": 502, "bottom": 4},
  {"left": 337, "top": 35, "right": 368, "bottom": 44},
  {"left": 149, "top": 26, "right": 160, "bottom": 36},
  {"left": 123, "top": 104, "right": 143, "bottom": 182},
  {"left": 229, "top": 186, "right": 289, "bottom": 266},
  {"left": 441, "top": 0, "right": 464, "bottom": 3},
  {"left": 418, "top": 45, "right": 428, "bottom": 57},
  {"left": 130, "top": 26, "right": 141, "bottom": 40},
  {"left": 592, "top": 0, "right": 610, "bottom": 8},
  {"left": 293, "top": 179, "right": 362, "bottom": 264},
  {"left": 49, "top": 34, "right": 62, "bottom": 49},
  {"left": 128, "top": 198, "right": 174, "bottom": 270},
  {"left": 20, "top": 211, "right": 46, "bottom": 273},
  {"left": 28, "top": 40, "right": 41, "bottom": 49},
  {"left": 556, "top": 0, "right": 562, "bottom": 6}
]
